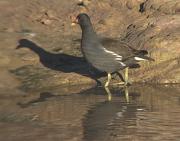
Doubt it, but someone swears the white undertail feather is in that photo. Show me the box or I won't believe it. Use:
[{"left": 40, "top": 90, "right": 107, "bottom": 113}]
[{"left": 134, "top": 57, "right": 145, "bottom": 61}]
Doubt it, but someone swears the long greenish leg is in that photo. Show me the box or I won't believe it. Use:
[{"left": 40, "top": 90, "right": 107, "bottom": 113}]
[
  {"left": 105, "top": 73, "right": 111, "bottom": 87},
  {"left": 124, "top": 67, "right": 129, "bottom": 85},
  {"left": 115, "top": 72, "right": 125, "bottom": 85},
  {"left": 104, "top": 87, "right": 112, "bottom": 101}
]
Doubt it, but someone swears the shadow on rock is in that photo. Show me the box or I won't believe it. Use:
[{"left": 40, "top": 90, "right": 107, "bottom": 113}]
[{"left": 16, "top": 39, "right": 106, "bottom": 80}]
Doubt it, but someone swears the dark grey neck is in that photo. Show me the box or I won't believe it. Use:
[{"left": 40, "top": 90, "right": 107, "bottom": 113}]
[{"left": 80, "top": 24, "right": 99, "bottom": 46}]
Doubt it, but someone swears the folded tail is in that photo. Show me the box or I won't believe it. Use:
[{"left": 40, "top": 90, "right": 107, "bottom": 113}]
[
  {"left": 134, "top": 50, "right": 154, "bottom": 61},
  {"left": 135, "top": 50, "right": 148, "bottom": 56}
]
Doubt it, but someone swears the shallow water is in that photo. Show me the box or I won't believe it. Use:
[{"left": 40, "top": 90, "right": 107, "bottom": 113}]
[{"left": 0, "top": 84, "right": 180, "bottom": 141}]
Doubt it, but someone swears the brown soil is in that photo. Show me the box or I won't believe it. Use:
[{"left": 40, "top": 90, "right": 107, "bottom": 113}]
[{"left": 0, "top": 0, "right": 180, "bottom": 94}]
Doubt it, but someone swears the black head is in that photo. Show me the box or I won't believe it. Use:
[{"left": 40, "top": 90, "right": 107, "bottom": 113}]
[{"left": 76, "top": 13, "right": 92, "bottom": 28}]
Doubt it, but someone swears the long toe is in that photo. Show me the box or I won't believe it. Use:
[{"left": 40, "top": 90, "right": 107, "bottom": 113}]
[
  {"left": 124, "top": 81, "right": 132, "bottom": 86},
  {"left": 114, "top": 81, "right": 125, "bottom": 86}
]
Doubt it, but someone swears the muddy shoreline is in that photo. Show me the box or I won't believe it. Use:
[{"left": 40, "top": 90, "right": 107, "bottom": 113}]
[{"left": 0, "top": 0, "right": 179, "bottom": 94}]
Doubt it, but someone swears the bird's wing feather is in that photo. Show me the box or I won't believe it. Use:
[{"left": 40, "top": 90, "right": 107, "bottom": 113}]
[
  {"left": 82, "top": 43, "right": 126, "bottom": 72},
  {"left": 100, "top": 38, "right": 152, "bottom": 61},
  {"left": 101, "top": 39, "right": 137, "bottom": 58}
]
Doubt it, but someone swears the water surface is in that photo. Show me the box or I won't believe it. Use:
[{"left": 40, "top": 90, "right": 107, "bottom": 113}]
[{"left": 0, "top": 84, "right": 180, "bottom": 141}]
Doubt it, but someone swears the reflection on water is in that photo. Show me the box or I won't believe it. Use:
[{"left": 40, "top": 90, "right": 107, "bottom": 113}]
[
  {"left": 83, "top": 102, "right": 145, "bottom": 141},
  {"left": 104, "top": 86, "right": 130, "bottom": 102},
  {"left": 0, "top": 85, "right": 180, "bottom": 141}
]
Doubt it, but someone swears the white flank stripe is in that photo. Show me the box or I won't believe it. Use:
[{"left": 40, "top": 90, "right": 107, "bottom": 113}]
[
  {"left": 103, "top": 48, "right": 122, "bottom": 58},
  {"left": 120, "top": 62, "right": 126, "bottom": 66},
  {"left": 134, "top": 57, "right": 145, "bottom": 61},
  {"left": 115, "top": 58, "right": 122, "bottom": 61}
]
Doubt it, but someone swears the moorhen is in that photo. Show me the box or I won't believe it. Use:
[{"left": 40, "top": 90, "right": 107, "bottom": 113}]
[{"left": 72, "top": 13, "right": 154, "bottom": 87}]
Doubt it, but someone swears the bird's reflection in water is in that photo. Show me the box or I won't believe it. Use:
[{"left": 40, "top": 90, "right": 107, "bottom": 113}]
[
  {"left": 104, "top": 86, "right": 129, "bottom": 103},
  {"left": 83, "top": 87, "right": 145, "bottom": 141},
  {"left": 104, "top": 87, "right": 112, "bottom": 101}
]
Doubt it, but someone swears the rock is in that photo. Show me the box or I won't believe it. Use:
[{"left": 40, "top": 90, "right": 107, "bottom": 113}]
[
  {"left": 77, "top": 0, "right": 91, "bottom": 7},
  {"left": 41, "top": 18, "right": 52, "bottom": 25},
  {"left": 141, "top": 0, "right": 180, "bottom": 14}
]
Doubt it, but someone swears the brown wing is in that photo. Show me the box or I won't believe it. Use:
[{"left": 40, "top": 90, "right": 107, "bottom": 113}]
[
  {"left": 100, "top": 38, "right": 148, "bottom": 61},
  {"left": 100, "top": 38, "right": 136, "bottom": 57}
]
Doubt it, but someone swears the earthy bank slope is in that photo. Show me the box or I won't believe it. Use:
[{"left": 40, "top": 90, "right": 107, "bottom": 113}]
[{"left": 0, "top": 0, "right": 179, "bottom": 92}]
